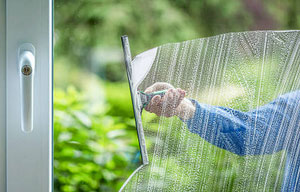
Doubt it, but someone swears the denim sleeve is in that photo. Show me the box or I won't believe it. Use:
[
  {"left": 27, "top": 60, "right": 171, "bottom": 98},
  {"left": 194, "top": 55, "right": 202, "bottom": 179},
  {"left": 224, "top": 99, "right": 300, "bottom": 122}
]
[{"left": 184, "top": 91, "right": 300, "bottom": 156}]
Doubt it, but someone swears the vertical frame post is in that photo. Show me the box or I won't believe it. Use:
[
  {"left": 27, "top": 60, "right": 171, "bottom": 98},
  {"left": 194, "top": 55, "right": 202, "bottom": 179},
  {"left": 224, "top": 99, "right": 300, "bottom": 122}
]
[
  {"left": 0, "top": 0, "right": 6, "bottom": 191},
  {"left": 6, "top": 0, "right": 52, "bottom": 191}
]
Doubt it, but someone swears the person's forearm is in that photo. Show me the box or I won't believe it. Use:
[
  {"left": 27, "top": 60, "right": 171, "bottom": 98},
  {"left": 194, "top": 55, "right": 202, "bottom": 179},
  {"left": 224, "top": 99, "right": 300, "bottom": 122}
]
[
  {"left": 175, "top": 98, "right": 196, "bottom": 121},
  {"left": 182, "top": 97, "right": 295, "bottom": 156}
]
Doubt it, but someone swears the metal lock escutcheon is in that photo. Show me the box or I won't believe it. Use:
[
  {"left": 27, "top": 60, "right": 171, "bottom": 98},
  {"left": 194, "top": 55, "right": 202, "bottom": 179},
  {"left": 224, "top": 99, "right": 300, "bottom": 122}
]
[{"left": 21, "top": 65, "right": 32, "bottom": 76}]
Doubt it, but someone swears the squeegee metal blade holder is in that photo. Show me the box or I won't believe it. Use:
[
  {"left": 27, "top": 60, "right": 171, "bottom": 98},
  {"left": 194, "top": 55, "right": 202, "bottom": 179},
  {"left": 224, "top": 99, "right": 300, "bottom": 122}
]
[{"left": 121, "top": 35, "right": 149, "bottom": 165}]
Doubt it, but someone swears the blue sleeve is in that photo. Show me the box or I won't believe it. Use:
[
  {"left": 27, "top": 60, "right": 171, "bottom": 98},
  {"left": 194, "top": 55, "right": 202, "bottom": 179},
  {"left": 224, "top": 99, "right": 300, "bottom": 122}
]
[{"left": 184, "top": 91, "right": 300, "bottom": 156}]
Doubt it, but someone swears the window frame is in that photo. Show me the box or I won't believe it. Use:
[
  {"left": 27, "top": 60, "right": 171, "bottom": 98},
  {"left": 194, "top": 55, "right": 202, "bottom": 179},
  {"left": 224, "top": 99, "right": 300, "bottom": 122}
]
[{"left": 5, "top": 0, "right": 52, "bottom": 191}]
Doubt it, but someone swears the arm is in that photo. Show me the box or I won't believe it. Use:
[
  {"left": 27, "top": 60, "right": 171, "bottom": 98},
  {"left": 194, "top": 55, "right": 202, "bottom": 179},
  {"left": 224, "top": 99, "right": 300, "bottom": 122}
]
[
  {"left": 185, "top": 91, "right": 300, "bottom": 156},
  {"left": 144, "top": 83, "right": 299, "bottom": 156}
]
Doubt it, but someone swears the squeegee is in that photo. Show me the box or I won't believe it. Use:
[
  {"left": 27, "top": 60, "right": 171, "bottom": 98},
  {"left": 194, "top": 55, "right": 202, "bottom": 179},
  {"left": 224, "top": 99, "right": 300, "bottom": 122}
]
[{"left": 121, "top": 36, "right": 150, "bottom": 165}]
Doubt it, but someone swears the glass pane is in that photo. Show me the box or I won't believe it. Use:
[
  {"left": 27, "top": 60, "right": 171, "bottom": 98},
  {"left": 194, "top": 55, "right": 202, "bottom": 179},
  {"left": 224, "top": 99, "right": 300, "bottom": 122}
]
[
  {"left": 122, "top": 30, "right": 300, "bottom": 191},
  {"left": 53, "top": 0, "right": 300, "bottom": 191}
]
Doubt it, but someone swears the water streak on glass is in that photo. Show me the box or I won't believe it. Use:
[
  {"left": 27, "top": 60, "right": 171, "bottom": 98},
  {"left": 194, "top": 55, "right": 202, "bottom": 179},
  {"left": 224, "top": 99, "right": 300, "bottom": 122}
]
[{"left": 121, "top": 30, "right": 300, "bottom": 191}]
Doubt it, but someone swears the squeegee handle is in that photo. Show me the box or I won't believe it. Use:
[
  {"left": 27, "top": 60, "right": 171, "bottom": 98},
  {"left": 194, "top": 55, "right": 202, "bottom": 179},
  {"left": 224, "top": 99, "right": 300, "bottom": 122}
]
[
  {"left": 147, "top": 90, "right": 167, "bottom": 97},
  {"left": 140, "top": 89, "right": 168, "bottom": 109}
]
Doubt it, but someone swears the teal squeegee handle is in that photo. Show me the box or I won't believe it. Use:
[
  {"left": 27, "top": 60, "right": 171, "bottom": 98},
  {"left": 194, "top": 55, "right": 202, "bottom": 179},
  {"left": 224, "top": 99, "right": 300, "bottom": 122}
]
[{"left": 139, "top": 90, "right": 168, "bottom": 109}]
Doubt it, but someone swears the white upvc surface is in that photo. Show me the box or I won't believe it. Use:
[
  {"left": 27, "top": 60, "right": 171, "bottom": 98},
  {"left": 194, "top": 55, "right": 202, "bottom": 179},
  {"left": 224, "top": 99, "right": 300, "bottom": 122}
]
[
  {"left": 6, "top": 0, "right": 52, "bottom": 191},
  {"left": 0, "top": 0, "right": 6, "bottom": 191}
]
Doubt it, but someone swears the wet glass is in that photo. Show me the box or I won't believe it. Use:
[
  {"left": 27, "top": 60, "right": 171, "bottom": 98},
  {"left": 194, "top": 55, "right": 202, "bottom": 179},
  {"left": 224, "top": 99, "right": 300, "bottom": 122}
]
[
  {"left": 122, "top": 30, "right": 300, "bottom": 191},
  {"left": 53, "top": 0, "right": 300, "bottom": 191}
]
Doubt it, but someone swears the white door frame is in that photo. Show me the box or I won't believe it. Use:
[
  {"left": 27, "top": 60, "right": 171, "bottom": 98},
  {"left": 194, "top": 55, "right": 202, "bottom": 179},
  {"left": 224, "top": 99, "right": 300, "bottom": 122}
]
[{"left": 5, "top": 0, "right": 52, "bottom": 191}]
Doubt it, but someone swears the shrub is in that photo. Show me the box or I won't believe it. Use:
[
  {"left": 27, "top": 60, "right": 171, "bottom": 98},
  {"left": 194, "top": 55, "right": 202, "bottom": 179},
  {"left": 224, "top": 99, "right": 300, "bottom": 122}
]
[{"left": 54, "top": 85, "right": 140, "bottom": 192}]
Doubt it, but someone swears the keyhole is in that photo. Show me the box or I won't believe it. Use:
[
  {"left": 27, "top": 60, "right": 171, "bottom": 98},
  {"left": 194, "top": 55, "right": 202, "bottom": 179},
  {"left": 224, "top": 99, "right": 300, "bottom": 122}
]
[{"left": 21, "top": 65, "right": 32, "bottom": 76}]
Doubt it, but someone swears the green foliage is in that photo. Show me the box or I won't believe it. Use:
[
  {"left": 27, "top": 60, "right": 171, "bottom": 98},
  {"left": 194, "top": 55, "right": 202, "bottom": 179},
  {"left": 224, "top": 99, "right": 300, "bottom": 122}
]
[
  {"left": 54, "top": 0, "right": 300, "bottom": 67},
  {"left": 104, "top": 82, "right": 134, "bottom": 118},
  {"left": 54, "top": 0, "right": 199, "bottom": 68},
  {"left": 54, "top": 85, "right": 140, "bottom": 192},
  {"left": 54, "top": 0, "right": 300, "bottom": 191}
]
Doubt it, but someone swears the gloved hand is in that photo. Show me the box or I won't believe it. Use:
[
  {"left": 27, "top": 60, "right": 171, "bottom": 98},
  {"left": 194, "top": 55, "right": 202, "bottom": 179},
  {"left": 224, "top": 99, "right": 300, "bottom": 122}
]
[{"left": 144, "top": 82, "right": 195, "bottom": 120}]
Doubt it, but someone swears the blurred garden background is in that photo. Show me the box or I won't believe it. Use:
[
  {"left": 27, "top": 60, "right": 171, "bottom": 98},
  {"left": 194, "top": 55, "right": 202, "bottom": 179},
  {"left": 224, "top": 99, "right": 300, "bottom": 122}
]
[{"left": 53, "top": 0, "right": 300, "bottom": 191}]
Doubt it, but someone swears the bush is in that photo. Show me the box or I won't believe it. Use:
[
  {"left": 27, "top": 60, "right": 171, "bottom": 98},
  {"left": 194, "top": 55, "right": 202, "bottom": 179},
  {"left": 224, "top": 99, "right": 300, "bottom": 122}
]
[{"left": 54, "top": 85, "right": 140, "bottom": 192}]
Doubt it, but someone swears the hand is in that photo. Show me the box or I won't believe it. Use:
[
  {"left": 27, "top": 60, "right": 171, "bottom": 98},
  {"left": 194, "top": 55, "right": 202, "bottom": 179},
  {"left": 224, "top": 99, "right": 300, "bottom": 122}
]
[
  {"left": 144, "top": 82, "right": 185, "bottom": 117},
  {"left": 144, "top": 82, "right": 196, "bottom": 120}
]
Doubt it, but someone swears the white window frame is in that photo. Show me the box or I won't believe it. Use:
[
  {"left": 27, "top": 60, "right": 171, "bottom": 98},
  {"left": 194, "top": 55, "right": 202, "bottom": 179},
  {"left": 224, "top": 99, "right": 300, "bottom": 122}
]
[
  {"left": 0, "top": 0, "right": 6, "bottom": 191},
  {"left": 4, "top": 0, "right": 52, "bottom": 191}
]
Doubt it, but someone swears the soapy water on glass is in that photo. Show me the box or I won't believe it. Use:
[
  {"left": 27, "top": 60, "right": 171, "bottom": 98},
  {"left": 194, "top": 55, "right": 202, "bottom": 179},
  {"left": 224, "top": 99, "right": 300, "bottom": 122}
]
[{"left": 121, "top": 31, "right": 300, "bottom": 192}]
